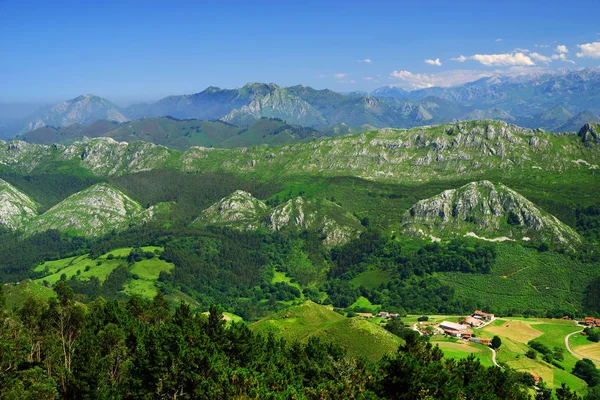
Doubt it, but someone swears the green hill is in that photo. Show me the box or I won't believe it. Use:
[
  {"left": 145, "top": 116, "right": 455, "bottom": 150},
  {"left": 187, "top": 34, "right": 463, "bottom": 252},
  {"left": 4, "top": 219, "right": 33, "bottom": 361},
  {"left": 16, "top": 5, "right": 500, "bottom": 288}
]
[
  {"left": 192, "top": 190, "right": 364, "bottom": 245},
  {"left": 250, "top": 301, "right": 402, "bottom": 361},
  {"left": 23, "top": 183, "right": 147, "bottom": 237}
]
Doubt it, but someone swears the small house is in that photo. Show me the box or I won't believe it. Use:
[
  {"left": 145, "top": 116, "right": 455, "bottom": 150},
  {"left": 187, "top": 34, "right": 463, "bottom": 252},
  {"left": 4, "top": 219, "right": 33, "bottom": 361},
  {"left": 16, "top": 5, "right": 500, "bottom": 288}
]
[
  {"left": 357, "top": 313, "right": 374, "bottom": 319},
  {"left": 472, "top": 310, "right": 495, "bottom": 321},
  {"left": 464, "top": 316, "right": 484, "bottom": 327},
  {"left": 443, "top": 329, "right": 462, "bottom": 338},
  {"left": 440, "top": 321, "right": 467, "bottom": 332}
]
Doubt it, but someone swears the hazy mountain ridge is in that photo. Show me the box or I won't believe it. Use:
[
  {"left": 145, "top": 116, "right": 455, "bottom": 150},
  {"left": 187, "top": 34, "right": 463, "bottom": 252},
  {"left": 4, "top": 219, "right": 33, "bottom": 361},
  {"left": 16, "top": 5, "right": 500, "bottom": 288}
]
[
  {"left": 7, "top": 68, "right": 600, "bottom": 139},
  {"left": 21, "top": 94, "right": 127, "bottom": 133},
  {"left": 18, "top": 117, "right": 325, "bottom": 151},
  {"left": 405, "top": 68, "right": 600, "bottom": 117}
]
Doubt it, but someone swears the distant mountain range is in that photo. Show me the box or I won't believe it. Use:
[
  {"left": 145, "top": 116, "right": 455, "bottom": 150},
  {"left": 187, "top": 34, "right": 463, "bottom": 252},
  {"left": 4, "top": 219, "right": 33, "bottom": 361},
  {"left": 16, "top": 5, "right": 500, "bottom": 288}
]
[
  {"left": 17, "top": 117, "right": 325, "bottom": 150},
  {"left": 4, "top": 68, "right": 600, "bottom": 141}
]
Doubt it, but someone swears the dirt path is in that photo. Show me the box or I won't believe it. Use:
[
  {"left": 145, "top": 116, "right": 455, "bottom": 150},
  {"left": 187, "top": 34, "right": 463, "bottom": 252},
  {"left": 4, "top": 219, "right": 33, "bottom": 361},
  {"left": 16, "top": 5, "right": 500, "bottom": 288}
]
[
  {"left": 501, "top": 265, "right": 530, "bottom": 279},
  {"left": 565, "top": 330, "right": 583, "bottom": 359},
  {"left": 489, "top": 347, "right": 499, "bottom": 367}
]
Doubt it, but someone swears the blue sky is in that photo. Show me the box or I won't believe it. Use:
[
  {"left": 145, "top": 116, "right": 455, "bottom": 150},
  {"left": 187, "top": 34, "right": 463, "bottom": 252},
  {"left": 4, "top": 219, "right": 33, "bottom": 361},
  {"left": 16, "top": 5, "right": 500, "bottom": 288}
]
[{"left": 1, "top": 0, "right": 599, "bottom": 104}]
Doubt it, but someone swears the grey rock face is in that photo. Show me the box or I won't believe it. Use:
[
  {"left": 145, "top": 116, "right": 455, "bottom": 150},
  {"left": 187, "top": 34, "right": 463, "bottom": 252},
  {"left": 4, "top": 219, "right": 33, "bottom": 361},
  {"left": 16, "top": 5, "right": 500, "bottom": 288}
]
[{"left": 401, "top": 181, "right": 580, "bottom": 245}]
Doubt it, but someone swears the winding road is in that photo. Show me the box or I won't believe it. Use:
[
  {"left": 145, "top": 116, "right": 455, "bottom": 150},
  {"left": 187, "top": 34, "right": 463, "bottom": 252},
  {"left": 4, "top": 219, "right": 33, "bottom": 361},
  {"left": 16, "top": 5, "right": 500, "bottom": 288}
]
[
  {"left": 565, "top": 329, "right": 600, "bottom": 366},
  {"left": 489, "top": 347, "right": 499, "bottom": 367},
  {"left": 565, "top": 329, "right": 584, "bottom": 359}
]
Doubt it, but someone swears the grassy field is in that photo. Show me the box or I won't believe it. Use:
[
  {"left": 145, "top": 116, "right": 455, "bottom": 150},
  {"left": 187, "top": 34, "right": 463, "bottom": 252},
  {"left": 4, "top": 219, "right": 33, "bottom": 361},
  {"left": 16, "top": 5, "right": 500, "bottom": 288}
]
[
  {"left": 32, "top": 247, "right": 174, "bottom": 300},
  {"left": 350, "top": 269, "right": 393, "bottom": 290},
  {"left": 3, "top": 280, "right": 55, "bottom": 309},
  {"left": 250, "top": 301, "right": 402, "bottom": 361},
  {"left": 477, "top": 318, "right": 587, "bottom": 393},
  {"left": 434, "top": 341, "right": 494, "bottom": 367},
  {"left": 349, "top": 296, "right": 380, "bottom": 312},
  {"left": 403, "top": 314, "right": 463, "bottom": 324},
  {"left": 34, "top": 246, "right": 163, "bottom": 284}
]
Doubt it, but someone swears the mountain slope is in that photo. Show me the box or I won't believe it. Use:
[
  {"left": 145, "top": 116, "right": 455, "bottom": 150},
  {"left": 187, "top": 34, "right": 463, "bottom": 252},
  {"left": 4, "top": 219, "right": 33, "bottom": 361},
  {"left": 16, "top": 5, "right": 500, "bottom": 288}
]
[
  {"left": 269, "top": 197, "right": 364, "bottom": 245},
  {"left": 192, "top": 190, "right": 269, "bottom": 230},
  {"left": 1, "top": 121, "right": 598, "bottom": 183},
  {"left": 192, "top": 191, "right": 364, "bottom": 245},
  {"left": 250, "top": 301, "right": 402, "bottom": 361},
  {"left": 555, "top": 110, "right": 600, "bottom": 133},
  {"left": 0, "top": 179, "right": 38, "bottom": 229},
  {"left": 400, "top": 181, "right": 580, "bottom": 245},
  {"left": 180, "top": 120, "right": 600, "bottom": 183},
  {"left": 24, "top": 183, "right": 145, "bottom": 236},
  {"left": 21, "top": 94, "right": 127, "bottom": 133}
]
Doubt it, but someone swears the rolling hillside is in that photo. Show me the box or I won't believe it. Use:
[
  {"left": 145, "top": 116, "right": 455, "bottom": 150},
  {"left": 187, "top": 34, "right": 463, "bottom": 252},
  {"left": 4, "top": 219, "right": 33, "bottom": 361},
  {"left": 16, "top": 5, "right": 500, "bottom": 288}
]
[{"left": 250, "top": 301, "right": 402, "bottom": 361}]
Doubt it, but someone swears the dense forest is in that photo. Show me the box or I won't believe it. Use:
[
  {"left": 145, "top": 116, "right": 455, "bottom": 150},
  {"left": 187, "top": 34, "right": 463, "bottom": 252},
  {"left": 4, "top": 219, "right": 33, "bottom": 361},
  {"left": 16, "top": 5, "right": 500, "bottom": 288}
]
[{"left": 0, "top": 284, "right": 588, "bottom": 399}]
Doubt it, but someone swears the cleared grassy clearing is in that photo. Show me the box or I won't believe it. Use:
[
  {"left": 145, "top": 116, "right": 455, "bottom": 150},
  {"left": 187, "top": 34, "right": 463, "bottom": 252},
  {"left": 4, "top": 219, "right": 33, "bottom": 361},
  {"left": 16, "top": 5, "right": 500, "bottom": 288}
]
[
  {"left": 350, "top": 269, "right": 393, "bottom": 290},
  {"left": 34, "top": 246, "right": 163, "bottom": 284},
  {"left": 251, "top": 301, "right": 402, "bottom": 361},
  {"left": 350, "top": 296, "right": 380, "bottom": 311},
  {"left": 435, "top": 341, "right": 494, "bottom": 367},
  {"left": 484, "top": 320, "right": 543, "bottom": 343}
]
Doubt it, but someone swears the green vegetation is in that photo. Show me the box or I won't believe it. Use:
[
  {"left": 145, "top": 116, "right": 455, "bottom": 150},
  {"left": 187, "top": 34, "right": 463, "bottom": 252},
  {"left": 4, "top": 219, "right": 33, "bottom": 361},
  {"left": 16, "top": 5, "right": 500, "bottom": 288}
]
[
  {"left": 251, "top": 301, "right": 402, "bottom": 361},
  {"left": 0, "top": 289, "right": 538, "bottom": 399}
]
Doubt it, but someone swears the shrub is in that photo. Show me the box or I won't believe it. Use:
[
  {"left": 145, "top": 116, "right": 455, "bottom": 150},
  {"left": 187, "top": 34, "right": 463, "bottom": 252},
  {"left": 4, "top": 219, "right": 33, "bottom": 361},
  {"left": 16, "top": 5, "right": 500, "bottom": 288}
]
[{"left": 525, "top": 350, "right": 537, "bottom": 359}]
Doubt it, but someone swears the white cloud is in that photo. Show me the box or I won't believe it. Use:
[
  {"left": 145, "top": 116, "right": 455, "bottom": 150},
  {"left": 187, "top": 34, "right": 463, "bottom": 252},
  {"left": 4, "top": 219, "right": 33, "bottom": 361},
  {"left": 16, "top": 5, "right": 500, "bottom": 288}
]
[
  {"left": 535, "top": 44, "right": 550, "bottom": 48},
  {"left": 470, "top": 52, "right": 535, "bottom": 66},
  {"left": 577, "top": 41, "right": 600, "bottom": 58},
  {"left": 451, "top": 55, "right": 467, "bottom": 62},
  {"left": 556, "top": 45, "right": 568, "bottom": 54},
  {"left": 529, "top": 52, "right": 552, "bottom": 63},
  {"left": 357, "top": 58, "right": 372, "bottom": 63},
  {"left": 334, "top": 73, "right": 348, "bottom": 79},
  {"left": 496, "top": 38, "right": 502, "bottom": 42},
  {"left": 389, "top": 69, "right": 495, "bottom": 90},
  {"left": 424, "top": 58, "right": 442, "bottom": 66},
  {"left": 362, "top": 76, "right": 373, "bottom": 81},
  {"left": 551, "top": 53, "right": 575, "bottom": 64}
]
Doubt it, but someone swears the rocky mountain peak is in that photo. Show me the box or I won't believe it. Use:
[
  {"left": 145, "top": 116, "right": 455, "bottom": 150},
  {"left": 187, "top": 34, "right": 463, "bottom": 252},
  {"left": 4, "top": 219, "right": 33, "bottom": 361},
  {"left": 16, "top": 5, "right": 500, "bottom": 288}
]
[
  {"left": 193, "top": 190, "right": 268, "bottom": 230},
  {"left": 578, "top": 122, "right": 600, "bottom": 143},
  {"left": 401, "top": 181, "right": 580, "bottom": 245}
]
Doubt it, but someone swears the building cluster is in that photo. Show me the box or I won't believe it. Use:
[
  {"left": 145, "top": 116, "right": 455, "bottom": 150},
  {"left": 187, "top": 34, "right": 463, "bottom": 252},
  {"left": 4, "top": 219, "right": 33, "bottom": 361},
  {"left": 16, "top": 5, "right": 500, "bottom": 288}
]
[
  {"left": 357, "top": 311, "right": 401, "bottom": 319},
  {"left": 583, "top": 317, "right": 600, "bottom": 327},
  {"left": 438, "top": 310, "right": 495, "bottom": 341}
]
